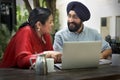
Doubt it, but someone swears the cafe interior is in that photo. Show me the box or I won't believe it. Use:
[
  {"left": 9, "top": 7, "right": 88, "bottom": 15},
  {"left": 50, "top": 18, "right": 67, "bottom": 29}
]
[{"left": 0, "top": 0, "right": 120, "bottom": 80}]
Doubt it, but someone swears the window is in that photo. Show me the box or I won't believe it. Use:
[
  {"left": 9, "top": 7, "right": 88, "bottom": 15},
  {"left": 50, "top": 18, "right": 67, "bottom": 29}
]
[{"left": 101, "top": 17, "right": 107, "bottom": 27}]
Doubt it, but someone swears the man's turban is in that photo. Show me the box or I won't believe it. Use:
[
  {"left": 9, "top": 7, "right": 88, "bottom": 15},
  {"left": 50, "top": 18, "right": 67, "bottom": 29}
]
[{"left": 67, "top": 1, "right": 91, "bottom": 21}]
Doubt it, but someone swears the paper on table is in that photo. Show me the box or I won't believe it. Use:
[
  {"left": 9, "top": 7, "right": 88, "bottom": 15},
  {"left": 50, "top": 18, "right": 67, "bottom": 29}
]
[{"left": 99, "top": 59, "right": 112, "bottom": 65}]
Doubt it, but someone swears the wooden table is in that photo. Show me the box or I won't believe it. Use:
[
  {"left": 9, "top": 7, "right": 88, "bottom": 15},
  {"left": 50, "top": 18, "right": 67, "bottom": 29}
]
[{"left": 0, "top": 65, "right": 120, "bottom": 80}]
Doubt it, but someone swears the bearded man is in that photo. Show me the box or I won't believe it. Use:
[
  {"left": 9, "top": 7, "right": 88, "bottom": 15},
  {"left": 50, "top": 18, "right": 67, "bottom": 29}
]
[{"left": 53, "top": 1, "right": 112, "bottom": 59}]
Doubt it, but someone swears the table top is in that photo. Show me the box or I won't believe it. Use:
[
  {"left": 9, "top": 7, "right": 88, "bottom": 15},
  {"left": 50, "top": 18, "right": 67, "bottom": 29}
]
[{"left": 0, "top": 65, "right": 120, "bottom": 80}]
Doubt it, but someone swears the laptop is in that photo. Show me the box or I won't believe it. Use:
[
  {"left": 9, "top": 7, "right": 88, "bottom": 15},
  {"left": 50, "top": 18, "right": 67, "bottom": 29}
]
[{"left": 55, "top": 41, "right": 102, "bottom": 69}]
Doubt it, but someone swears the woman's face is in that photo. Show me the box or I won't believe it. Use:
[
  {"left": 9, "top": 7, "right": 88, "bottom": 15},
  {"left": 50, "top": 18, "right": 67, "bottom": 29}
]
[{"left": 41, "top": 14, "right": 54, "bottom": 34}]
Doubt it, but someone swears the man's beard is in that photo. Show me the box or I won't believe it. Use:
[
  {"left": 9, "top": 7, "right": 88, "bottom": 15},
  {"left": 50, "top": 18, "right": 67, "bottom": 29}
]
[{"left": 67, "top": 22, "right": 82, "bottom": 32}]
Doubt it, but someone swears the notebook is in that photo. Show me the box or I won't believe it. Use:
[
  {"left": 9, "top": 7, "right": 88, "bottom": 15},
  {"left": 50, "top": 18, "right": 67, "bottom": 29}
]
[{"left": 55, "top": 41, "right": 102, "bottom": 69}]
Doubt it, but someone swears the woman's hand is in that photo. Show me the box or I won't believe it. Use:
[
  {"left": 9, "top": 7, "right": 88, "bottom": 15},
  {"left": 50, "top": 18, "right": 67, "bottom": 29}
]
[{"left": 44, "top": 51, "right": 62, "bottom": 63}]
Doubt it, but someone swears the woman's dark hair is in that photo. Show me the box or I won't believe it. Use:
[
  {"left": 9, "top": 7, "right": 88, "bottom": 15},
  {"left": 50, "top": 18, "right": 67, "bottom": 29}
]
[{"left": 19, "top": 7, "right": 52, "bottom": 28}]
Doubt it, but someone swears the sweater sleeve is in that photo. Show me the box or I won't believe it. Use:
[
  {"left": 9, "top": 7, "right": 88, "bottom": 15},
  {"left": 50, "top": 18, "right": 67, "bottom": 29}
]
[
  {"left": 16, "top": 53, "right": 37, "bottom": 68},
  {"left": 16, "top": 33, "right": 54, "bottom": 68},
  {"left": 14, "top": 27, "right": 38, "bottom": 68}
]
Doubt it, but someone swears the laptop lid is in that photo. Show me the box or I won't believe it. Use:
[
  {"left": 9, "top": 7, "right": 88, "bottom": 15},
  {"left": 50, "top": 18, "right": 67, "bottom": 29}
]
[{"left": 61, "top": 41, "right": 102, "bottom": 69}]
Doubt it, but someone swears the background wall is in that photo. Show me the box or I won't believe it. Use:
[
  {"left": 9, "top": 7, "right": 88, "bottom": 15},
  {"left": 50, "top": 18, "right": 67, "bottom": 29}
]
[{"left": 56, "top": 0, "right": 120, "bottom": 39}]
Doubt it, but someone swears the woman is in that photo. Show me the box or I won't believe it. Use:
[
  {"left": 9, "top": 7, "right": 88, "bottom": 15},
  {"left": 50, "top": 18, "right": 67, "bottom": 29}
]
[{"left": 0, "top": 7, "right": 61, "bottom": 68}]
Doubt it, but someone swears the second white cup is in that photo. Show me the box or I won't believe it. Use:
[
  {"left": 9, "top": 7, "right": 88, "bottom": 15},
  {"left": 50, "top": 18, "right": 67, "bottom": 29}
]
[{"left": 111, "top": 54, "right": 120, "bottom": 66}]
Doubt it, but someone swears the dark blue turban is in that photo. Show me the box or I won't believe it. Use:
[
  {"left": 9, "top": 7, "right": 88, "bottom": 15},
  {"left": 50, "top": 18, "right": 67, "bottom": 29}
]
[{"left": 67, "top": 1, "right": 91, "bottom": 21}]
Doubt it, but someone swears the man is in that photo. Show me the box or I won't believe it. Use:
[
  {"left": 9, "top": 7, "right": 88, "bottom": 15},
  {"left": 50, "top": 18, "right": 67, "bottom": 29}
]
[{"left": 53, "top": 1, "right": 112, "bottom": 59}]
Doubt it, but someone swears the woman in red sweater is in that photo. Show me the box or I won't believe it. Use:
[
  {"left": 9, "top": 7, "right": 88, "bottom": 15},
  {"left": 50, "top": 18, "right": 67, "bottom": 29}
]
[{"left": 0, "top": 7, "right": 61, "bottom": 68}]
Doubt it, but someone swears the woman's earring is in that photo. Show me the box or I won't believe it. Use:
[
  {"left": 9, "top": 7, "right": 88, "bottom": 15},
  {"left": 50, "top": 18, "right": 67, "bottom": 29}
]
[{"left": 37, "top": 28, "right": 40, "bottom": 32}]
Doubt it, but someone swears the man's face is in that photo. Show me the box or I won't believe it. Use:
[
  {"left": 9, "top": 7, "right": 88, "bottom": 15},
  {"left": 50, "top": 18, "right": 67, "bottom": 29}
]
[{"left": 67, "top": 10, "right": 82, "bottom": 32}]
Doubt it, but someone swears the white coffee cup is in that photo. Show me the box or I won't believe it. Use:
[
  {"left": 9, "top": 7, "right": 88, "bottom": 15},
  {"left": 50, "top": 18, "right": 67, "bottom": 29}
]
[
  {"left": 111, "top": 54, "right": 120, "bottom": 66},
  {"left": 46, "top": 58, "right": 55, "bottom": 72}
]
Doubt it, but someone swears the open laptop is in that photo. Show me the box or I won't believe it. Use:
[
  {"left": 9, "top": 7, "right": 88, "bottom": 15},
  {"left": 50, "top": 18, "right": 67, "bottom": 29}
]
[{"left": 55, "top": 41, "right": 102, "bottom": 69}]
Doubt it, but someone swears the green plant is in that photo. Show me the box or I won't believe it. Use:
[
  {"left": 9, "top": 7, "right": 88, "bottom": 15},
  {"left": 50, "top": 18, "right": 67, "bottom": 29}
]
[
  {"left": 51, "top": 9, "right": 60, "bottom": 43},
  {"left": 0, "top": 24, "right": 11, "bottom": 59},
  {"left": 16, "top": 5, "right": 29, "bottom": 30},
  {"left": 0, "top": 5, "right": 29, "bottom": 59},
  {"left": 52, "top": 9, "right": 60, "bottom": 33}
]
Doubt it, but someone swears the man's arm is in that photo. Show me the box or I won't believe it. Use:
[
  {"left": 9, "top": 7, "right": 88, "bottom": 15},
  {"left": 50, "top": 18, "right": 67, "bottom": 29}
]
[
  {"left": 100, "top": 49, "right": 112, "bottom": 59},
  {"left": 53, "top": 32, "right": 63, "bottom": 52}
]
